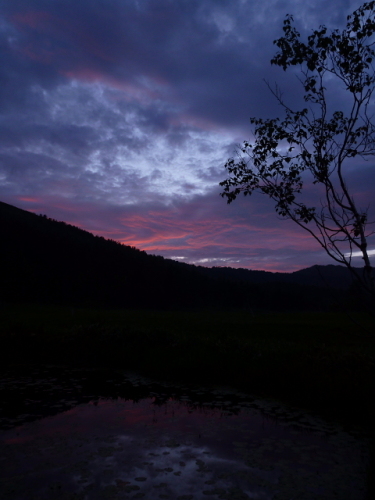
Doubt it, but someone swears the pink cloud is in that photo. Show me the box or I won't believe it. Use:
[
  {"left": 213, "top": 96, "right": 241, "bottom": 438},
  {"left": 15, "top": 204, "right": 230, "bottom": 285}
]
[
  {"left": 18, "top": 43, "right": 57, "bottom": 64},
  {"left": 11, "top": 9, "right": 114, "bottom": 66},
  {"left": 110, "top": 207, "right": 315, "bottom": 259},
  {"left": 6, "top": 193, "right": 331, "bottom": 272},
  {"left": 10, "top": 9, "right": 172, "bottom": 106},
  {"left": 169, "top": 113, "right": 221, "bottom": 132},
  {"left": 11, "top": 10, "right": 53, "bottom": 29},
  {"left": 18, "top": 196, "right": 41, "bottom": 203},
  {"left": 61, "top": 68, "right": 161, "bottom": 104}
]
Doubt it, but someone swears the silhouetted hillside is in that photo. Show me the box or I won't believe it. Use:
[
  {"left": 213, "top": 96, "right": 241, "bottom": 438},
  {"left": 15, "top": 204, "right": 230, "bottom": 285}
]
[
  {"left": 205, "top": 264, "right": 359, "bottom": 290},
  {"left": 0, "top": 200, "right": 351, "bottom": 310}
]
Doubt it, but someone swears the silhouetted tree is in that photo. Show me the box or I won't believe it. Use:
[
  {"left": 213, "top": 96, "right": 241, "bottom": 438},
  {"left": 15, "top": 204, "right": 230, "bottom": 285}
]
[{"left": 220, "top": 1, "right": 375, "bottom": 302}]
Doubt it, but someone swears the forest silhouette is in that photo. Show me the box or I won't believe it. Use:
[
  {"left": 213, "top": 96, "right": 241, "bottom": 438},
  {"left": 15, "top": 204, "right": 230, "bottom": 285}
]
[{"left": 1, "top": 200, "right": 360, "bottom": 311}]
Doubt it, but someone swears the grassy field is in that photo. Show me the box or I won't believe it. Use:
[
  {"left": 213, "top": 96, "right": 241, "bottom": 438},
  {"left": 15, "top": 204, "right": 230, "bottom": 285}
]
[{"left": 1, "top": 302, "right": 375, "bottom": 428}]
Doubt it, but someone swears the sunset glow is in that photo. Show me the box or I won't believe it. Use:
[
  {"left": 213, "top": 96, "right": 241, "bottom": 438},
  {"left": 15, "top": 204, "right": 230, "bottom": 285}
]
[{"left": 1, "top": 0, "right": 374, "bottom": 272}]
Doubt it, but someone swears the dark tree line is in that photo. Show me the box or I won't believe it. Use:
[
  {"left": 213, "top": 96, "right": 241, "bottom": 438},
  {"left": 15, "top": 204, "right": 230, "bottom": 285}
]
[{"left": 0, "top": 200, "right": 350, "bottom": 311}]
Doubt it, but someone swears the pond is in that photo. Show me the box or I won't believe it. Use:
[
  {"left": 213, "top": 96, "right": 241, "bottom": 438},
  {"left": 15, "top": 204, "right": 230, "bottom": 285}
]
[{"left": 0, "top": 365, "right": 371, "bottom": 499}]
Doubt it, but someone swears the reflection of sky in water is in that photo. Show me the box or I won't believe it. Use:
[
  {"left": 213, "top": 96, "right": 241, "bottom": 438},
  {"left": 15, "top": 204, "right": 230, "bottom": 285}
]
[{"left": 0, "top": 370, "right": 371, "bottom": 499}]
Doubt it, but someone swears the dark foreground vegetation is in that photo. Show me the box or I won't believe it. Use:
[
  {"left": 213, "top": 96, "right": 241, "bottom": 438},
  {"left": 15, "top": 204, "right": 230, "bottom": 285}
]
[{"left": 1, "top": 303, "right": 374, "bottom": 431}]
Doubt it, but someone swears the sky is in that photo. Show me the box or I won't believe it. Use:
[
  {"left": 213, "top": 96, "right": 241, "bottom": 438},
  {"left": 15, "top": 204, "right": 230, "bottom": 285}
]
[{"left": 0, "top": 0, "right": 374, "bottom": 272}]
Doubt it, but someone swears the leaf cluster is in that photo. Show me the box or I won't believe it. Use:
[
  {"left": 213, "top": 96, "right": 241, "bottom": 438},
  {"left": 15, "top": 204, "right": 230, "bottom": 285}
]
[{"left": 272, "top": 1, "right": 375, "bottom": 95}]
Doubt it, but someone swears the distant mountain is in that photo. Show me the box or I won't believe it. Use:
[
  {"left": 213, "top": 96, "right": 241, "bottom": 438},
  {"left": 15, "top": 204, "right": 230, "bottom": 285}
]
[
  {"left": 205, "top": 264, "right": 359, "bottom": 290},
  {"left": 288, "top": 265, "right": 359, "bottom": 290},
  {"left": 0, "top": 200, "right": 353, "bottom": 310}
]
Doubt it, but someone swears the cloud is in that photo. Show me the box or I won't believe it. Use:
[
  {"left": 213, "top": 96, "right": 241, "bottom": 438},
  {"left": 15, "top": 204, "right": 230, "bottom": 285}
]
[
  {"left": 345, "top": 249, "right": 375, "bottom": 258},
  {"left": 0, "top": 0, "right": 373, "bottom": 272}
]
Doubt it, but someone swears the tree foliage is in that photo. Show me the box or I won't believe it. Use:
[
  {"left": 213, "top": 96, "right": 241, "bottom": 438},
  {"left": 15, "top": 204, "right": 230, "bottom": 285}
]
[{"left": 220, "top": 1, "right": 375, "bottom": 299}]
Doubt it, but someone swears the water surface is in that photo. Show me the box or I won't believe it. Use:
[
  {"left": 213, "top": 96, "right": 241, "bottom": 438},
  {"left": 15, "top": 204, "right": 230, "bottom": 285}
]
[{"left": 0, "top": 366, "right": 370, "bottom": 499}]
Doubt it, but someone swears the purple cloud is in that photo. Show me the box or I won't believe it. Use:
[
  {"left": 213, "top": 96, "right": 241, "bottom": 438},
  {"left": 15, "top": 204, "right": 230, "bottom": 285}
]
[{"left": 0, "top": 0, "right": 373, "bottom": 271}]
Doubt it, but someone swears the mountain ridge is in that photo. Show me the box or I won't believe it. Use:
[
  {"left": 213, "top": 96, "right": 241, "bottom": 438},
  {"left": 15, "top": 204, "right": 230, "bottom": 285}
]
[{"left": 0, "top": 200, "right": 356, "bottom": 310}]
